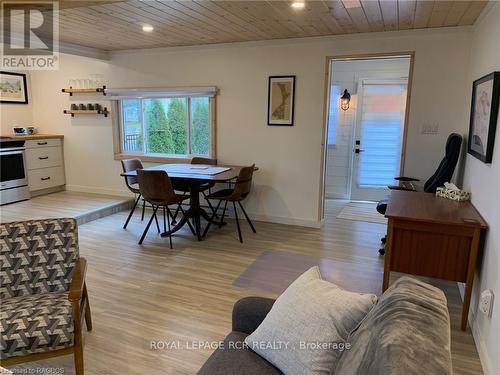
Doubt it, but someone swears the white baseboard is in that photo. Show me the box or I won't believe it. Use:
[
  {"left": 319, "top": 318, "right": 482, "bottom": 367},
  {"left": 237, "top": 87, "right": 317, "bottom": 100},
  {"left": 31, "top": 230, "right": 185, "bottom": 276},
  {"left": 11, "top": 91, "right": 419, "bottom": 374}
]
[
  {"left": 66, "top": 184, "right": 132, "bottom": 198},
  {"left": 248, "top": 212, "right": 321, "bottom": 228},
  {"left": 456, "top": 282, "right": 494, "bottom": 375}
]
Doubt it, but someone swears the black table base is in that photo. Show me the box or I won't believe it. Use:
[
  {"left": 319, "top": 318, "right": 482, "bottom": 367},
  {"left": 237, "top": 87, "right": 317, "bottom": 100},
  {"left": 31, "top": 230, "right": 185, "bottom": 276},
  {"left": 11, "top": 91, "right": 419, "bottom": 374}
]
[{"left": 161, "top": 182, "right": 221, "bottom": 240}]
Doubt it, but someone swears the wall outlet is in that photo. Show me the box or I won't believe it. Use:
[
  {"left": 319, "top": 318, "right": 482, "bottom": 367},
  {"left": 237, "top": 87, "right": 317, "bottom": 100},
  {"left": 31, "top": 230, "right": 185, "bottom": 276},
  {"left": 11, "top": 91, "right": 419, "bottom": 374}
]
[{"left": 479, "top": 289, "right": 494, "bottom": 317}]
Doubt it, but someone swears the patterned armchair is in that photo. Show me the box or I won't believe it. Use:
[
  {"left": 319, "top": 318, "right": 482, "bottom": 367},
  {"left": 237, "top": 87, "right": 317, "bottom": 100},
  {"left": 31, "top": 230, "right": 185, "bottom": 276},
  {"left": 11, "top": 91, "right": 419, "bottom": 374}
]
[{"left": 0, "top": 218, "right": 92, "bottom": 375}]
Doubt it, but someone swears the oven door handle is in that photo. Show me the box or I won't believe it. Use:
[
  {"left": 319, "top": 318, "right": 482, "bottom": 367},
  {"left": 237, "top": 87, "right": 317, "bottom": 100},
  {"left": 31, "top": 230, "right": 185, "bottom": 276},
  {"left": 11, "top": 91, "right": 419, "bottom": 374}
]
[{"left": 0, "top": 150, "right": 24, "bottom": 156}]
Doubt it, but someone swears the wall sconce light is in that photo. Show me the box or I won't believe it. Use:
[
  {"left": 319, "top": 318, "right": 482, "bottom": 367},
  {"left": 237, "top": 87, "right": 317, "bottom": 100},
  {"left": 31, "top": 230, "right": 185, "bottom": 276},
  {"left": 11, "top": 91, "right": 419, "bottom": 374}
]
[{"left": 340, "top": 89, "right": 351, "bottom": 111}]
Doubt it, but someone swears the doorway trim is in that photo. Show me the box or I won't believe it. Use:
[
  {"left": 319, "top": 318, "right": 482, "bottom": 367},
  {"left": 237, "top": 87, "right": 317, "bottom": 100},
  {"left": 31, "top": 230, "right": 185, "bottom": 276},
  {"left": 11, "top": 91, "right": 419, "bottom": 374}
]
[{"left": 318, "top": 51, "right": 415, "bottom": 221}]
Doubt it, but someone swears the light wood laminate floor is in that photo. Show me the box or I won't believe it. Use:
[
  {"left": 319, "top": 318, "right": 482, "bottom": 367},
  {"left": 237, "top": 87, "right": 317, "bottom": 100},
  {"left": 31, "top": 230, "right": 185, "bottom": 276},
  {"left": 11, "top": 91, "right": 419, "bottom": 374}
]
[
  {"left": 2, "top": 196, "right": 482, "bottom": 374},
  {"left": 0, "top": 191, "right": 132, "bottom": 224}
]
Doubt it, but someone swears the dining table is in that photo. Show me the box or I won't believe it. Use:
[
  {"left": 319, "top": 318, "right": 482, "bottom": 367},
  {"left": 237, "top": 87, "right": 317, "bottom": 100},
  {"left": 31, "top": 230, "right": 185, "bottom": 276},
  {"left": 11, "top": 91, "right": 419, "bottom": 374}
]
[{"left": 120, "top": 163, "right": 255, "bottom": 241}]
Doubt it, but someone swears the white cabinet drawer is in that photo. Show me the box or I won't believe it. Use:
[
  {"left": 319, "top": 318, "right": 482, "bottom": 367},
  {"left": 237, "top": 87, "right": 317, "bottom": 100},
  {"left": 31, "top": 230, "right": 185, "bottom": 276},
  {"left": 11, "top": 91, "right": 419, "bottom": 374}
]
[
  {"left": 26, "top": 138, "right": 62, "bottom": 149},
  {"left": 26, "top": 146, "right": 62, "bottom": 170},
  {"left": 28, "top": 166, "right": 65, "bottom": 191}
]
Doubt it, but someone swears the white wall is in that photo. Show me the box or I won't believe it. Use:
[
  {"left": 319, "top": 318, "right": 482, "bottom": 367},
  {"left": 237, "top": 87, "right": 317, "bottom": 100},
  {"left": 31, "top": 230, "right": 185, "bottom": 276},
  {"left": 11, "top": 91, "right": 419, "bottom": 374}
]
[
  {"left": 461, "top": 3, "right": 500, "bottom": 374},
  {"left": 23, "top": 27, "right": 472, "bottom": 227},
  {"left": 0, "top": 72, "right": 34, "bottom": 134},
  {"left": 326, "top": 58, "right": 410, "bottom": 199}
]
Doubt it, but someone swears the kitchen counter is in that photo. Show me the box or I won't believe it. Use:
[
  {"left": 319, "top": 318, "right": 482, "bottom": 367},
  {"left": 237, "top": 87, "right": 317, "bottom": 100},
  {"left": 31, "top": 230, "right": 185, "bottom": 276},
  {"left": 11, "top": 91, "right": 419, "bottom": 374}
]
[{"left": 8, "top": 134, "right": 64, "bottom": 140}]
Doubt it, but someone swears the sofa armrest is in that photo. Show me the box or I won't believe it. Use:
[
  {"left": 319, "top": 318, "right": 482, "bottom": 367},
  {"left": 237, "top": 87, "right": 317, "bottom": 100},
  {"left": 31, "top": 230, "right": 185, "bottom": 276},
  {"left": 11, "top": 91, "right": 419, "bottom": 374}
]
[{"left": 232, "top": 297, "right": 275, "bottom": 334}]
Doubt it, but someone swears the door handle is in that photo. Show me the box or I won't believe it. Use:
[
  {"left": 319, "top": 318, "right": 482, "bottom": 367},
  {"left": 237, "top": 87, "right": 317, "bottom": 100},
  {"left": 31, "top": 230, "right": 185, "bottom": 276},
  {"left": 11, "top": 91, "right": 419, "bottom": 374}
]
[
  {"left": 41, "top": 177, "right": 51, "bottom": 181},
  {"left": 354, "top": 149, "right": 365, "bottom": 154},
  {"left": 38, "top": 156, "right": 49, "bottom": 160}
]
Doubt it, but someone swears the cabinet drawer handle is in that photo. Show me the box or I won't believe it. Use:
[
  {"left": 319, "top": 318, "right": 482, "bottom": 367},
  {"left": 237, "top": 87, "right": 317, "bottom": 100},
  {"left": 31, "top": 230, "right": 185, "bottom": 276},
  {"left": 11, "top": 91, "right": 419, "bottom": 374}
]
[
  {"left": 37, "top": 142, "right": 48, "bottom": 145},
  {"left": 38, "top": 156, "right": 49, "bottom": 160},
  {"left": 41, "top": 177, "right": 51, "bottom": 181}
]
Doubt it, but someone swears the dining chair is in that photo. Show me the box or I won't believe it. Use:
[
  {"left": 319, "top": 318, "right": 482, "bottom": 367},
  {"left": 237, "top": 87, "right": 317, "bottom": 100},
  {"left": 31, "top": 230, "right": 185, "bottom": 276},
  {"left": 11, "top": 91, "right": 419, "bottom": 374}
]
[
  {"left": 192, "top": 157, "right": 218, "bottom": 212},
  {"left": 136, "top": 169, "right": 191, "bottom": 248},
  {"left": 0, "top": 218, "right": 92, "bottom": 375},
  {"left": 121, "top": 159, "right": 146, "bottom": 229},
  {"left": 171, "top": 157, "right": 218, "bottom": 222},
  {"left": 203, "top": 164, "right": 256, "bottom": 243}
]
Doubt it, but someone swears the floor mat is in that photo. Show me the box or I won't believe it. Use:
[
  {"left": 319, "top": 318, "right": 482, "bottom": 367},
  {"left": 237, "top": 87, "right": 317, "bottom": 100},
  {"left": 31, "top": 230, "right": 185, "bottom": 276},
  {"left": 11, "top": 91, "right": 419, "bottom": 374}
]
[{"left": 337, "top": 202, "right": 387, "bottom": 225}]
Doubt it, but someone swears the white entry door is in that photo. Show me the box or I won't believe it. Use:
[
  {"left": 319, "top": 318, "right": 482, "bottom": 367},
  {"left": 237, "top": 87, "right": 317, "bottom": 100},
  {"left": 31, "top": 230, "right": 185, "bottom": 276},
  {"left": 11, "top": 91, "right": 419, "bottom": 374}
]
[{"left": 350, "top": 80, "right": 408, "bottom": 201}]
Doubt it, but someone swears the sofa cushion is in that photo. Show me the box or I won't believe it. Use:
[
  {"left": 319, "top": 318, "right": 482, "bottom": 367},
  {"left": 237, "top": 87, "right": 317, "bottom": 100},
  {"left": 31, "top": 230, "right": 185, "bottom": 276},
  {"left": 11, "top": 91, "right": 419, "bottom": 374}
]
[
  {"left": 332, "top": 276, "right": 452, "bottom": 375},
  {"left": 244, "top": 267, "right": 377, "bottom": 375},
  {"left": 197, "top": 331, "right": 282, "bottom": 375},
  {"left": 0, "top": 292, "right": 74, "bottom": 358}
]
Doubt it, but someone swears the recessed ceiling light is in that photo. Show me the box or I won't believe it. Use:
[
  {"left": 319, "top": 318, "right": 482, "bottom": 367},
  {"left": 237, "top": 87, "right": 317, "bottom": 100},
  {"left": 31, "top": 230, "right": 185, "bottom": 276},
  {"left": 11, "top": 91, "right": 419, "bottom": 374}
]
[
  {"left": 142, "top": 25, "right": 154, "bottom": 32},
  {"left": 291, "top": 2, "right": 305, "bottom": 9}
]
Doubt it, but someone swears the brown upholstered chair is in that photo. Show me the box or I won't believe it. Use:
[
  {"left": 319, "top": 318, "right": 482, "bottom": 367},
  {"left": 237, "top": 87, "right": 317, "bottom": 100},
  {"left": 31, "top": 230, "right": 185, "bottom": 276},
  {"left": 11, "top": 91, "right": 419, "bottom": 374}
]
[
  {"left": 0, "top": 218, "right": 92, "bottom": 375},
  {"left": 191, "top": 157, "right": 217, "bottom": 165},
  {"left": 171, "top": 157, "right": 218, "bottom": 221},
  {"left": 137, "top": 169, "right": 190, "bottom": 248},
  {"left": 192, "top": 157, "right": 218, "bottom": 209},
  {"left": 203, "top": 165, "right": 256, "bottom": 243},
  {"left": 121, "top": 159, "right": 147, "bottom": 228}
]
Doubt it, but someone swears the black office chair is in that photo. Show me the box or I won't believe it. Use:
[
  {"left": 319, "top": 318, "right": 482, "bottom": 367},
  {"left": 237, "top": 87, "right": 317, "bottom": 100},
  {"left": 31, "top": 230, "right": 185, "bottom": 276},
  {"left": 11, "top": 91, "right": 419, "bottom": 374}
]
[{"left": 377, "top": 133, "right": 462, "bottom": 255}]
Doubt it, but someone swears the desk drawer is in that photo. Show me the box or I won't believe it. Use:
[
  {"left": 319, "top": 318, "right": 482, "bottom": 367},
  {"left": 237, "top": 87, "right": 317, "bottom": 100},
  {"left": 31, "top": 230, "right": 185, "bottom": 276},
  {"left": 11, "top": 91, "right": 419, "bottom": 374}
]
[
  {"left": 26, "top": 139, "right": 62, "bottom": 149},
  {"left": 26, "top": 146, "right": 62, "bottom": 169},
  {"left": 390, "top": 226, "right": 470, "bottom": 282},
  {"left": 28, "top": 166, "right": 65, "bottom": 191}
]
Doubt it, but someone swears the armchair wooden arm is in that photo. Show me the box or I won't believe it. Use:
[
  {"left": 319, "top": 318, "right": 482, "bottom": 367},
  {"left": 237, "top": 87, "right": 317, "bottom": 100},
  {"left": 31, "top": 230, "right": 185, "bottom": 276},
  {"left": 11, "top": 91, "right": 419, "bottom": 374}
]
[
  {"left": 394, "top": 176, "right": 420, "bottom": 182},
  {"left": 69, "top": 258, "right": 87, "bottom": 302}
]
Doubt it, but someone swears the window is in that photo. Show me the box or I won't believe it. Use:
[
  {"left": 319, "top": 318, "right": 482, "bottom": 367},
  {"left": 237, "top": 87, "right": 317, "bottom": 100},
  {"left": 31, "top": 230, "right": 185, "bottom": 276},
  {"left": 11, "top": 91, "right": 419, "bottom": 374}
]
[
  {"left": 117, "top": 95, "right": 213, "bottom": 159},
  {"left": 327, "top": 84, "right": 341, "bottom": 145}
]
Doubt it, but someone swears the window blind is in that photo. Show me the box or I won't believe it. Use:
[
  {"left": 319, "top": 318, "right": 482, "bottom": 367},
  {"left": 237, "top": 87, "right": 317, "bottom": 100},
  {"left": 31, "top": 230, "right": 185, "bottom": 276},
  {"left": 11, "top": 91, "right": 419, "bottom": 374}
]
[
  {"left": 357, "top": 82, "right": 407, "bottom": 187},
  {"left": 106, "top": 86, "right": 218, "bottom": 100}
]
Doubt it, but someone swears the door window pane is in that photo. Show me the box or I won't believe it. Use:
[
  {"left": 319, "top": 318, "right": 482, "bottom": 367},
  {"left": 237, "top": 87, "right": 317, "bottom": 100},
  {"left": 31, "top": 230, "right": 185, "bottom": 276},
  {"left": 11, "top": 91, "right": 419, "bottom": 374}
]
[
  {"left": 121, "top": 99, "right": 142, "bottom": 152},
  {"left": 358, "top": 84, "right": 407, "bottom": 187},
  {"left": 190, "top": 97, "right": 210, "bottom": 155}
]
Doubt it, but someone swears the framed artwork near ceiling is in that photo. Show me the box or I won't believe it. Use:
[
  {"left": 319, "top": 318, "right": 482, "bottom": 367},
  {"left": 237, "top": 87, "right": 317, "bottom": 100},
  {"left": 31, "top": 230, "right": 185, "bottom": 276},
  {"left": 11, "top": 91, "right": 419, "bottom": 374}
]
[
  {"left": 0, "top": 71, "right": 29, "bottom": 104},
  {"left": 267, "top": 75, "right": 295, "bottom": 126},
  {"left": 467, "top": 71, "right": 500, "bottom": 163}
]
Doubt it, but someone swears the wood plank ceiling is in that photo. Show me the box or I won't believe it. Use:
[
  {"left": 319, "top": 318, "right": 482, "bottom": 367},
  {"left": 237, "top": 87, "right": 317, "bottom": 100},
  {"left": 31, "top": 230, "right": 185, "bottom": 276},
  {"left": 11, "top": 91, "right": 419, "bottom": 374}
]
[{"left": 53, "top": 0, "right": 488, "bottom": 51}]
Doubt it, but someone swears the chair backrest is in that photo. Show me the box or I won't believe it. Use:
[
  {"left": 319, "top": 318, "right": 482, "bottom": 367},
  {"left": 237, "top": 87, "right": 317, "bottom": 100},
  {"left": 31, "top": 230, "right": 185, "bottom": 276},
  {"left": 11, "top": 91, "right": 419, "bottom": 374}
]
[
  {"left": 0, "top": 218, "right": 79, "bottom": 299},
  {"left": 191, "top": 157, "right": 217, "bottom": 166},
  {"left": 121, "top": 158, "right": 143, "bottom": 190},
  {"left": 232, "top": 164, "right": 255, "bottom": 200},
  {"left": 423, "top": 133, "right": 462, "bottom": 193},
  {"left": 137, "top": 169, "right": 177, "bottom": 205}
]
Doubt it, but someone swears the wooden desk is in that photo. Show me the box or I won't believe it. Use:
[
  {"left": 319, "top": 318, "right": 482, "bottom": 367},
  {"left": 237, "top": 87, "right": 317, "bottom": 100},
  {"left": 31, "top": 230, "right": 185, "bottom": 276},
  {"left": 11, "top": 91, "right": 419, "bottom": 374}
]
[{"left": 383, "top": 190, "right": 487, "bottom": 331}]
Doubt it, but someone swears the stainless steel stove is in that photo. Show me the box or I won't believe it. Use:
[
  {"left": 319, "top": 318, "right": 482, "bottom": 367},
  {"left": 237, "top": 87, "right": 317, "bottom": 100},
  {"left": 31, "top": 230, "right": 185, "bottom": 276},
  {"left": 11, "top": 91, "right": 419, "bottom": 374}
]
[{"left": 0, "top": 137, "right": 30, "bottom": 205}]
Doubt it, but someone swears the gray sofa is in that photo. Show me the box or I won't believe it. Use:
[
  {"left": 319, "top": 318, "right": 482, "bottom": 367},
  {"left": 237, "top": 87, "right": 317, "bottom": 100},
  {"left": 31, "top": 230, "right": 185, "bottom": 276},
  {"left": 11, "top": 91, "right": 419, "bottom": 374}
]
[{"left": 198, "top": 277, "right": 452, "bottom": 375}]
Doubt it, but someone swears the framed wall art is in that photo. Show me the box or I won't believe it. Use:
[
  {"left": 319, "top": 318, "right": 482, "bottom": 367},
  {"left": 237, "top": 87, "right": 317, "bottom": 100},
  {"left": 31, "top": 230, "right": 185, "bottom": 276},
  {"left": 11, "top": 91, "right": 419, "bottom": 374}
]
[
  {"left": 0, "top": 71, "right": 29, "bottom": 104},
  {"left": 467, "top": 71, "right": 500, "bottom": 163},
  {"left": 267, "top": 75, "right": 295, "bottom": 126}
]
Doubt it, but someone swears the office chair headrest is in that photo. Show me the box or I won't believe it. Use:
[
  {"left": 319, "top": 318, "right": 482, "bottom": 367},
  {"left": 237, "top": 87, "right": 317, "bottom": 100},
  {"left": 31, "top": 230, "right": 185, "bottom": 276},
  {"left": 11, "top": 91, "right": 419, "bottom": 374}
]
[
  {"left": 446, "top": 133, "right": 462, "bottom": 157},
  {"left": 423, "top": 133, "right": 462, "bottom": 193}
]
